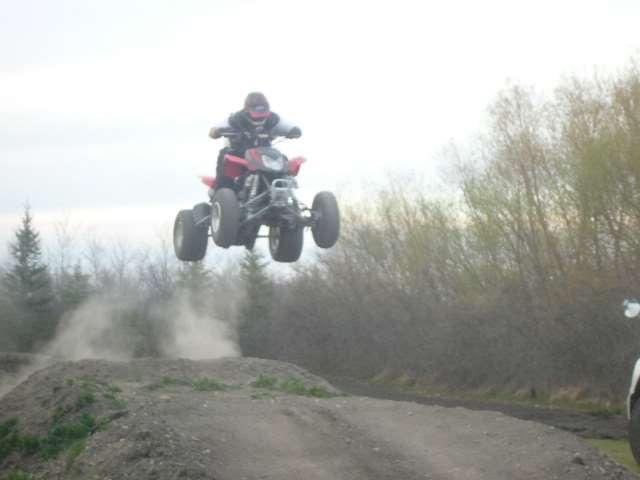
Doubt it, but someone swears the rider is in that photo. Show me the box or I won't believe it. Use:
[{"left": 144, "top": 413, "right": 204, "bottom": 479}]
[{"left": 209, "top": 92, "right": 302, "bottom": 190}]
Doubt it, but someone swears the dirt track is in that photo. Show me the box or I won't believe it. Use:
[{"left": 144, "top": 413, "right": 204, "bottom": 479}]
[
  {"left": 0, "top": 357, "right": 637, "bottom": 479},
  {"left": 330, "top": 378, "right": 629, "bottom": 440}
]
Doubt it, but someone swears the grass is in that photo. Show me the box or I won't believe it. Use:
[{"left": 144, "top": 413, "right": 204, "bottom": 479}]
[
  {"left": 192, "top": 378, "right": 227, "bottom": 392},
  {"left": 0, "top": 408, "right": 101, "bottom": 462},
  {"left": 144, "top": 376, "right": 192, "bottom": 391},
  {"left": 252, "top": 374, "right": 278, "bottom": 389},
  {"left": 66, "top": 439, "right": 86, "bottom": 468},
  {"left": 370, "top": 376, "right": 625, "bottom": 416},
  {"left": 40, "top": 413, "right": 96, "bottom": 459},
  {"left": 0, "top": 418, "right": 18, "bottom": 438},
  {"left": 586, "top": 439, "right": 640, "bottom": 474},
  {"left": 0, "top": 379, "right": 121, "bottom": 472},
  {"left": 74, "top": 392, "right": 96, "bottom": 410},
  {"left": 251, "top": 375, "right": 336, "bottom": 399},
  {"left": 106, "top": 384, "right": 122, "bottom": 394},
  {"left": 2, "top": 470, "right": 32, "bottom": 480},
  {"left": 145, "top": 376, "right": 229, "bottom": 393},
  {"left": 480, "top": 391, "right": 623, "bottom": 415}
]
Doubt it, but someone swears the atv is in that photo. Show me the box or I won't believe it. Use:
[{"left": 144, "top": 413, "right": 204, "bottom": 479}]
[{"left": 173, "top": 129, "right": 340, "bottom": 263}]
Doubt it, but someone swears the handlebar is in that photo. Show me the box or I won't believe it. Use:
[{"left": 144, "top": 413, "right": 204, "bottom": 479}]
[
  {"left": 216, "top": 128, "right": 275, "bottom": 140},
  {"left": 215, "top": 128, "right": 241, "bottom": 138},
  {"left": 214, "top": 128, "right": 300, "bottom": 140}
]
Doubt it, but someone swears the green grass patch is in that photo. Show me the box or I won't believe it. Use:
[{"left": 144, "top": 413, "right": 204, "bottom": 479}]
[
  {"left": 66, "top": 439, "right": 86, "bottom": 468},
  {"left": 306, "top": 385, "right": 335, "bottom": 399},
  {"left": 0, "top": 418, "right": 18, "bottom": 439},
  {"left": 372, "top": 378, "right": 625, "bottom": 416},
  {"left": 144, "top": 376, "right": 192, "bottom": 391},
  {"left": 0, "top": 418, "right": 21, "bottom": 460},
  {"left": 145, "top": 376, "right": 228, "bottom": 393},
  {"left": 252, "top": 374, "right": 278, "bottom": 389},
  {"left": 0, "top": 412, "right": 100, "bottom": 462},
  {"left": 74, "top": 392, "right": 96, "bottom": 410},
  {"left": 252, "top": 376, "right": 335, "bottom": 399},
  {"left": 279, "top": 378, "right": 309, "bottom": 396},
  {"left": 106, "top": 384, "right": 122, "bottom": 394},
  {"left": 41, "top": 413, "right": 96, "bottom": 459},
  {"left": 99, "top": 383, "right": 127, "bottom": 408},
  {"left": 586, "top": 439, "right": 640, "bottom": 474},
  {"left": 52, "top": 406, "right": 69, "bottom": 424},
  {"left": 192, "top": 378, "right": 227, "bottom": 392},
  {"left": 97, "top": 416, "right": 111, "bottom": 432},
  {"left": 2, "top": 470, "right": 32, "bottom": 480},
  {"left": 501, "top": 392, "right": 624, "bottom": 416}
]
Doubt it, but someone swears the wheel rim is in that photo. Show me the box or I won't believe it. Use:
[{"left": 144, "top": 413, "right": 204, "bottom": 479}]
[
  {"left": 174, "top": 219, "right": 184, "bottom": 251},
  {"left": 211, "top": 202, "right": 222, "bottom": 233}
]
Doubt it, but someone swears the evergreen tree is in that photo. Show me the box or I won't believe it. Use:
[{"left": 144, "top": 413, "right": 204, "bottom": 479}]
[
  {"left": 2, "top": 207, "right": 57, "bottom": 351},
  {"left": 176, "top": 261, "right": 213, "bottom": 314},
  {"left": 58, "top": 263, "right": 92, "bottom": 312},
  {"left": 0, "top": 266, "right": 18, "bottom": 351},
  {"left": 238, "top": 249, "right": 274, "bottom": 357}
]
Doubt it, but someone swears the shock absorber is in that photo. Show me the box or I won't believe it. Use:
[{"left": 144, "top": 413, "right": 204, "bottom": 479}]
[
  {"left": 249, "top": 174, "right": 259, "bottom": 200},
  {"left": 245, "top": 174, "right": 259, "bottom": 213}
]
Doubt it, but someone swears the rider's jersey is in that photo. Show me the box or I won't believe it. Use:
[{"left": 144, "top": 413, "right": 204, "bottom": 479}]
[{"left": 213, "top": 111, "right": 299, "bottom": 152}]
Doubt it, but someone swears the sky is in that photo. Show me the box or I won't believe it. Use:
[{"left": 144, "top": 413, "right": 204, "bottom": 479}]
[{"left": 1, "top": 0, "right": 639, "bottom": 263}]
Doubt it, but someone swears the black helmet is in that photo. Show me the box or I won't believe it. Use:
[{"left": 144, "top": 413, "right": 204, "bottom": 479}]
[{"left": 244, "top": 92, "right": 271, "bottom": 124}]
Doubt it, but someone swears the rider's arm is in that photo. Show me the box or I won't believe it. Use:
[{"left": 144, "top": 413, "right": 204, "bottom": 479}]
[
  {"left": 209, "top": 118, "right": 232, "bottom": 139},
  {"left": 271, "top": 117, "right": 302, "bottom": 138}
]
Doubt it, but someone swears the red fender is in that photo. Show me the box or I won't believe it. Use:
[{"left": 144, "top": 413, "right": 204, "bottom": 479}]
[
  {"left": 224, "top": 153, "right": 252, "bottom": 177},
  {"left": 289, "top": 156, "right": 307, "bottom": 176},
  {"left": 200, "top": 175, "right": 217, "bottom": 188}
]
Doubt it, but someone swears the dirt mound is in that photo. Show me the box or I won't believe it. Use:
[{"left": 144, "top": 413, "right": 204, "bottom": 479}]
[
  {"left": 0, "top": 353, "right": 50, "bottom": 377},
  {"left": 0, "top": 357, "right": 338, "bottom": 480},
  {"left": 0, "top": 353, "right": 53, "bottom": 400},
  {"left": 0, "top": 357, "right": 636, "bottom": 480}
]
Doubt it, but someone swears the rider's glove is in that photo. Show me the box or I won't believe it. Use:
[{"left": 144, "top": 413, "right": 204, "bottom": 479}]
[
  {"left": 209, "top": 128, "right": 221, "bottom": 139},
  {"left": 287, "top": 127, "right": 302, "bottom": 139}
]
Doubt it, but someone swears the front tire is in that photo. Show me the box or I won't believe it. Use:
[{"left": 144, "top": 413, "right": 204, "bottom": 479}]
[
  {"left": 174, "top": 209, "right": 208, "bottom": 261},
  {"left": 269, "top": 225, "right": 304, "bottom": 262},
  {"left": 630, "top": 403, "right": 640, "bottom": 464},
  {"left": 311, "top": 191, "right": 340, "bottom": 248},
  {"left": 211, "top": 188, "right": 240, "bottom": 248}
]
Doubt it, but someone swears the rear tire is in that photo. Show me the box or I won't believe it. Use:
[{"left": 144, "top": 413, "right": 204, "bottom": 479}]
[
  {"left": 630, "top": 403, "right": 640, "bottom": 464},
  {"left": 269, "top": 225, "right": 304, "bottom": 262},
  {"left": 311, "top": 191, "right": 340, "bottom": 248},
  {"left": 211, "top": 188, "right": 240, "bottom": 248},
  {"left": 173, "top": 209, "right": 208, "bottom": 261}
]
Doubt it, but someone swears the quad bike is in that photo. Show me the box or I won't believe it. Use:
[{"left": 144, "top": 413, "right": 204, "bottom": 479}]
[
  {"left": 625, "top": 299, "right": 640, "bottom": 464},
  {"left": 173, "top": 129, "right": 340, "bottom": 263}
]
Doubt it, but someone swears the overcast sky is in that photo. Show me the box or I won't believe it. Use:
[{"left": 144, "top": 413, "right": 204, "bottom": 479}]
[{"left": 1, "top": 0, "right": 639, "bottom": 262}]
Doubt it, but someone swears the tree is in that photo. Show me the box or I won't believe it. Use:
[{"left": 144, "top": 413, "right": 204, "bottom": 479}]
[
  {"left": 238, "top": 250, "right": 274, "bottom": 357},
  {"left": 2, "top": 207, "right": 57, "bottom": 351},
  {"left": 176, "top": 261, "right": 213, "bottom": 315},
  {"left": 58, "top": 263, "right": 92, "bottom": 312}
]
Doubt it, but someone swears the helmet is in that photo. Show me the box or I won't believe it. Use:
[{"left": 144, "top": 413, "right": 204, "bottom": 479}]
[{"left": 244, "top": 92, "right": 271, "bottom": 125}]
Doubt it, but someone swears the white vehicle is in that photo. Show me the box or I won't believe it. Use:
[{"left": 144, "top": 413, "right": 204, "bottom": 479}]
[{"left": 624, "top": 299, "right": 640, "bottom": 463}]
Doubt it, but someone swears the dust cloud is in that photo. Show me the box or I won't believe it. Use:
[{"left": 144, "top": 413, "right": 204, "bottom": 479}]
[
  {"left": 0, "top": 293, "right": 238, "bottom": 398},
  {"left": 45, "top": 296, "right": 136, "bottom": 361},
  {"left": 45, "top": 293, "right": 239, "bottom": 361},
  {"left": 162, "top": 295, "right": 239, "bottom": 359}
]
